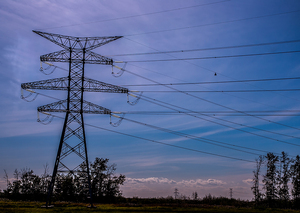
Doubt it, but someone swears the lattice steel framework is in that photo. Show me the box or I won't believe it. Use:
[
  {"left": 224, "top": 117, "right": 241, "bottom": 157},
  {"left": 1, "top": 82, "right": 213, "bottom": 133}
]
[{"left": 21, "top": 31, "right": 127, "bottom": 207}]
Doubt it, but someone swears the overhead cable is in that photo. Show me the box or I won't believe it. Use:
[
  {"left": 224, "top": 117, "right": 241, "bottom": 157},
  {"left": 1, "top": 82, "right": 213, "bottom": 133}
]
[
  {"left": 36, "top": 0, "right": 229, "bottom": 30},
  {"left": 117, "top": 115, "right": 281, "bottom": 156},
  {"left": 107, "top": 39, "right": 300, "bottom": 57},
  {"left": 123, "top": 50, "right": 300, "bottom": 62},
  {"left": 124, "top": 10, "right": 300, "bottom": 36},
  {"left": 119, "top": 67, "right": 300, "bottom": 132},
  {"left": 26, "top": 90, "right": 287, "bottom": 155},
  {"left": 139, "top": 94, "right": 300, "bottom": 147},
  {"left": 124, "top": 38, "right": 300, "bottom": 104},
  {"left": 51, "top": 114, "right": 254, "bottom": 163},
  {"left": 113, "top": 110, "right": 300, "bottom": 117},
  {"left": 137, "top": 88, "right": 300, "bottom": 93},
  {"left": 28, "top": 90, "right": 296, "bottom": 157},
  {"left": 120, "top": 76, "right": 300, "bottom": 87}
]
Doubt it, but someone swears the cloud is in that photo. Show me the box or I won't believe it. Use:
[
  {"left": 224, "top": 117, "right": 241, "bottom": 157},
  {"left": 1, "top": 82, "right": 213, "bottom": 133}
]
[
  {"left": 180, "top": 178, "right": 226, "bottom": 186},
  {"left": 120, "top": 175, "right": 254, "bottom": 200},
  {"left": 127, "top": 177, "right": 176, "bottom": 184},
  {"left": 242, "top": 179, "right": 253, "bottom": 185},
  {"left": 121, "top": 177, "right": 228, "bottom": 197}
]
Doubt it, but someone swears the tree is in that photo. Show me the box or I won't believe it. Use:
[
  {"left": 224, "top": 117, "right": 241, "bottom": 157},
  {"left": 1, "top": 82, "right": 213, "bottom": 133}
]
[
  {"left": 3, "top": 170, "right": 12, "bottom": 196},
  {"left": 19, "top": 167, "right": 42, "bottom": 200},
  {"left": 192, "top": 191, "right": 198, "bottom": 200},
  {"left": 11, "top": 169, "right": 21, "bottom": 197},
  {"left": 61, "top": 175, "right": 76, "bottom": 201},
  {"left": 77, "top": 158, "right": 125, "bottom": 202},
  {"left": 2, "top": 158, "right": 125, "bottom": 202},
  {"left": 291, "top": 155, "right": 300, "bottom": 208},
  {"left": 277, "top": 152, "right": 292, "bottom": 207},
  {"left": 251, "top": 155, "right": 263, "bottom": 205},
  {"left": 40, "top": 163, "right": 50, "bottom": 195},
  {"left": 263, "top": 152, "right": 278, "bottom": 207},
  {"left": 89, "top": 158, "right": 125, "bottom": 202}
]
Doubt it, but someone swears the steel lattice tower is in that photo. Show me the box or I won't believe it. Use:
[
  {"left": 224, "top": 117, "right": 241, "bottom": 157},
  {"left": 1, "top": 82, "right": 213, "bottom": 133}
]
[{"left": 21, "top": 31, "right": 128, "bottom": 207}]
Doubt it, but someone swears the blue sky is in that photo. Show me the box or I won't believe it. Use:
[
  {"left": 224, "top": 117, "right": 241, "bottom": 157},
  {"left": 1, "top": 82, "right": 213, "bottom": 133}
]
[{"left": 0, "top": 0, "right": 300, "bottom": 200}]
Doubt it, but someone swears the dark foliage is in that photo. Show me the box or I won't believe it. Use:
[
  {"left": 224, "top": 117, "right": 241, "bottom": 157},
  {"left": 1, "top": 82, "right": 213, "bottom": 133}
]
[
  {"left": 291, "top": 155, "right": 300, "bottom": 208},
  {"left": 251, "top": 155, "right": 263, "bottom": 205},
  {"left": 251, "top": 152, "right": 300, "bottom": 209},
  {"left": 263, "top": 152, "right": 279, "bottom": 207},
  {"left": 2, "top": 158, "right": 125, "bottom": 203}
]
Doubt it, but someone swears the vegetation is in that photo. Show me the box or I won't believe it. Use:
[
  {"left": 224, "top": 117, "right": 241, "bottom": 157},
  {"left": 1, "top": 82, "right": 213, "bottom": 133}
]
[
  {"left": 2, "top": 158, "right": 125, "bottom": 203},
  {"left": 1, "top": 153, "right": 300, "bottom": 211},
  {"left": 251, "top": 152, "right": 300, "bottom": 209}
]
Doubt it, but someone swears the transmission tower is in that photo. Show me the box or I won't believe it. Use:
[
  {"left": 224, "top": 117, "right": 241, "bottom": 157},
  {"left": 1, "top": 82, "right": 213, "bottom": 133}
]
[{"left": 21, "top": 31, "right": 128, "bottom": 207}]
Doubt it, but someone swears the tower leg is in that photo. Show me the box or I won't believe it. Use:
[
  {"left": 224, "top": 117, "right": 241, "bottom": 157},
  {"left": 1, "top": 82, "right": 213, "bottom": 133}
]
[
  {"left": 46, "top": 112, "right": 69, "bottom": 207},
  {"left": 82, "top": 115, "right": 93, "bottom": 207}
]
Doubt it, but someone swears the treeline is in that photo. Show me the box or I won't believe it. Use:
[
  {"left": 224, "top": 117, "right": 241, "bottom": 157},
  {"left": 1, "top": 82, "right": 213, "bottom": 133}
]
[
  {"left": 1, "top": 158, "right": 125, "bottom": 203},
  {"left": 251, "top": 152, "right": 300, "bottom": 208}
]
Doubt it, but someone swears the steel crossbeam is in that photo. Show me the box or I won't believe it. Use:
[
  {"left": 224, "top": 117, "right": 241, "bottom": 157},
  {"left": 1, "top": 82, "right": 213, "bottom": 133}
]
[
  {"left": 38, "top": 100, "right": 111, "bottom": 114},
  {"left": 40, "top": 50, "right": 114, "bottom": 64},
  {"left": 33, "top": 31, "right": 122, "bottom": 51},
  {"left": 22, "top": 77, "right": 128, "bottom": 93}
]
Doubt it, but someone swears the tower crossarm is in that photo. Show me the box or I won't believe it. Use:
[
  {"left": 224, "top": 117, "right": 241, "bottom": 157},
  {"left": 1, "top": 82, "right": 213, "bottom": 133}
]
[
  {"left": 40, "top": 50, "right": 69, "bottom": 63},
  {"left": 84, "top": 77, "right": 128, "bottom": 93},
  {"left": 40, "top": 50, "right": 114, "bottom": 65},
  {"left": 22, "top": 77, "right": 69, "bottom": 91},
  {"left": 84, "top": 51, "right": 113, "bottom": 65},
  {"left": 21, "top": 77, "right": 128, "bottom": 93},
  {"left": 38, "top": 99, "right": 111, "bottom": 114},
  {"left": 33, "top": 30, "right": 122, "bottom": 51}
]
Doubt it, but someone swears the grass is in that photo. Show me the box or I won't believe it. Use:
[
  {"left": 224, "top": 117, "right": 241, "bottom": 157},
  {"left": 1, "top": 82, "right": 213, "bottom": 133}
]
[{"left": 0, "top": 200, "right": 300, "bottom": 213}]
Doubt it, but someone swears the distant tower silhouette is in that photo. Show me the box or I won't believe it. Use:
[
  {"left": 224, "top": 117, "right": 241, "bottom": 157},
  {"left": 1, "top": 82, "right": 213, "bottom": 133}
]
[{"left": 174, "top": 188, "right": 179, "bottom": 199}]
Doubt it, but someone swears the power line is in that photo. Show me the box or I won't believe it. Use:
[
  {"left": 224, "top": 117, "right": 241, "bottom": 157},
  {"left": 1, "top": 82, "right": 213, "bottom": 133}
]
[
  {"left": 46, "top": 62, "right": 300, "bottom": 135},
  {"left": 107, "top": 39, "right": 300, "bottom": 57},
  {"left": 123, "top": 36, "right": 300, "bottom": 105},
  {"left": 128, "top": 70, "right": 300, "bottom": 142},
  {"left": 123, "top": 38, "right": 300, "bottom": 104},
  {"left": 44, "top": 63, "right": 300, "bottom": 91},
  {"left": 27, "top": 79, "right": 300, "bottom": 145},
  {"left": 36, "top": 63, "right": 300, "bottom": 142},
  {"left": 123, "top": 50, "right": 300, "bottom": 62},
  {"left": 120, "top": 76, "right": 300, "bottom": 87},
  {"left": 113, "top": 110, "right": 300, "bottom": 117},
  {"left": 22, "top": 86, "right": 291, "bottom": 155},
  {"left": 50, "top": 114, "right": 254, "bottom": 163},
  {"left": 119, "top": 114, "right": 300, "bottom": 117},
  {"left": 122, "top": 67, "right": 300, "bottom": 133},
  {"left": 119, "top": 116, "right": 282, "bottom": 156},
  {"left": 125, "top": 9, "right": 300, "bottom": 36},
  {"left": 137, "top": 88, "right": 300, "bottom": 93},
  {"left": 21, "top": 86, "right": 300, "bottom": 118},
  {"left": 24, "top": 89, "right": 298, "bottom": 159},
  {"left": 24, "top": 90, "right": 277, "bottom": 156},
  {"left": 114, "top": 110, "right": 300, "bottom": 114},
  {"left": 37, "top": 0, "right": 229, "bottom": 30},
  {"left": 24, "top": 85, "right": 300, "bottom": 119},
  {"left": 139, "top": 94, "right": 300, "bottom": 146}
]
